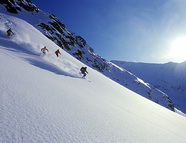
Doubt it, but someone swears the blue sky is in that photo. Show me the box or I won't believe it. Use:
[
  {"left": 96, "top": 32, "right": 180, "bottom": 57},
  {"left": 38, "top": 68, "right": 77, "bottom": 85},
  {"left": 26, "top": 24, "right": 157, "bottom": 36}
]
[{"left": 31, "top": 0, "right": 186, "bottom": 63}]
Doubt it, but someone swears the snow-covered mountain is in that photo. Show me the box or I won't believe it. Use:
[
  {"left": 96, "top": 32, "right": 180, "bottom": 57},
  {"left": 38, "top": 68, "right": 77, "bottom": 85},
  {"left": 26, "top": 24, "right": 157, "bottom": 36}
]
[
  {"left": 1, "top": 12, "right": 186, "bottom": 143},
  {"left": 112, "top": 60, "right": 186, "bottom": 113},
  {"left": 0, "top": 0, "right": 176, "bottom": 112}
]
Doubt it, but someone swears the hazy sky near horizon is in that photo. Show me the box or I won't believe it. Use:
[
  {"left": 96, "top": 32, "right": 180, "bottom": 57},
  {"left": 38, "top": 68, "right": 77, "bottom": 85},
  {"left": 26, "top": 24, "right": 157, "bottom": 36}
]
[{"left": 31, "top": 0, "right": 186, "bottom": 63}]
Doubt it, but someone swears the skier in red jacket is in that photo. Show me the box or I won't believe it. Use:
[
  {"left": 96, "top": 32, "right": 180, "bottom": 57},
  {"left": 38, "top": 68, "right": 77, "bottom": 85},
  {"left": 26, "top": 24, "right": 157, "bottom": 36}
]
[{"left": 55, "top": 49, "right": 61, "bottom": 57}]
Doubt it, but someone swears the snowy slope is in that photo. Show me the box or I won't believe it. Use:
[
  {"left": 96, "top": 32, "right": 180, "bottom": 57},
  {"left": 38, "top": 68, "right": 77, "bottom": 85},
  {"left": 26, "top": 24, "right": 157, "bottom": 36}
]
[
  {"left": 0, "top": 0, "right": 176, "bottom": 112},
  {"left": 112, "top": 60, "right": 186, "bottom": 114},
  {"left": 1, "top": 13, "right": 186, "bottom": 143}
]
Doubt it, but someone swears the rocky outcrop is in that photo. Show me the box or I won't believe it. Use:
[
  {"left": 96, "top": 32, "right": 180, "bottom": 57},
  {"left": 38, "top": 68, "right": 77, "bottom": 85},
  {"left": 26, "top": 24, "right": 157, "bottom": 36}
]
[
  {"left": 0, "top": 0, "right": 38, "bottom": 13},
  {"left": 37, "top": 13, "right": 108, "bottom": 72}
]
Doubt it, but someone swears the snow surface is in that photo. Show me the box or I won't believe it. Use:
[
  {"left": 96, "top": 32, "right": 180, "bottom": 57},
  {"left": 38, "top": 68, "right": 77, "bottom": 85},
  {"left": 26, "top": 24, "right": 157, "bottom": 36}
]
[
  {"left": 1, "top": 13, "right": 186, "bottom": 143},
  {"left": 112, "top": 60, "right": 186, "bottom": 114}
]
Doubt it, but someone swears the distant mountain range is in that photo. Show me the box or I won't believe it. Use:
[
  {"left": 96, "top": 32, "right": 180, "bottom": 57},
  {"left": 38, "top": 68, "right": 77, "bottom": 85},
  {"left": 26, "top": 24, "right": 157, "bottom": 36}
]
[
  {"left": 1, "top": 0, "right": 183, "bottom": 113},
  {"left": 112, "top": 61, "right": 186, "bottom": 113}
]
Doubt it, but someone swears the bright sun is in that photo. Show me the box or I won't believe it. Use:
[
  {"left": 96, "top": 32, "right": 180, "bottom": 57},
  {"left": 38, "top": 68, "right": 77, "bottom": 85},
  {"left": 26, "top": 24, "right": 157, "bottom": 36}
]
[{"left": 169, "top": 37, "right": 186, "bottom": 62}]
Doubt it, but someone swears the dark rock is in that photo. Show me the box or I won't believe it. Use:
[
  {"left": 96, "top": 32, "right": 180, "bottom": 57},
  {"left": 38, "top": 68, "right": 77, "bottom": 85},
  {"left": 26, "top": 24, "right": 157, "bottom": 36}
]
[{"left": 0, "top": 0, "right": 38, "bottom": 13}]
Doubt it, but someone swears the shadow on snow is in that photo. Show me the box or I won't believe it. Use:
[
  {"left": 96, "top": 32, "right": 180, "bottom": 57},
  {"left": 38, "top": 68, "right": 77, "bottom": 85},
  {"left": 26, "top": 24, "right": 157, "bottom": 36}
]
[{"left": 0, "top": 37, "right": 80, "bottom": 78}]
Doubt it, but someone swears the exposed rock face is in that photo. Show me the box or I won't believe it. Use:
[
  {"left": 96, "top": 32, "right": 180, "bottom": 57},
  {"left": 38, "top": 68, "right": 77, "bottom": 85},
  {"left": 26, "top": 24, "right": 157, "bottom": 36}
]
[
  {"left": 37, "top": 13, "right": 108, "bottom": 72},
  {"left": 0, "top": 0, "right": 38, "bottom": 13}
]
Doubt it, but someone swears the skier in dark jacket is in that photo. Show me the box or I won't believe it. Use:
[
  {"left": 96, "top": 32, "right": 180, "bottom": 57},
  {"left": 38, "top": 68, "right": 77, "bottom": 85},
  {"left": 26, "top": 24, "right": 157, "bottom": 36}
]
[
  {"left": 80, "top": 67, "right": 88, "bottom": 78},
  {"left": 7, "top": 28, "right": 14, "bottom": 37}
]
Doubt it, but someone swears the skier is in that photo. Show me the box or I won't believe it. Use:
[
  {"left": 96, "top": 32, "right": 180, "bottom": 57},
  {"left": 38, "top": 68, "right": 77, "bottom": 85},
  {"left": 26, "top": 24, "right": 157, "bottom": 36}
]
[
  {"left": 41, "top": 46, "right": 49, "bottom": 54},
  {"left": 80, "top": 67, "right": 88, "bottom": 78},
  {"left": 7, "top": 28, "right": 14, "bottom": 37},
  {"left": 55, "top": 49, "right": 61, "bottom": 57}
]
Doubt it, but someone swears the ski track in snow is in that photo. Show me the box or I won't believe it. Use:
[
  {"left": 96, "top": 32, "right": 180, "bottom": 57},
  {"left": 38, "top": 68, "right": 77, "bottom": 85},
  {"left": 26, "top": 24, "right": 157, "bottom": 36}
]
[{"left": 0, "top": 12, "right": 186, "bottom": 143}]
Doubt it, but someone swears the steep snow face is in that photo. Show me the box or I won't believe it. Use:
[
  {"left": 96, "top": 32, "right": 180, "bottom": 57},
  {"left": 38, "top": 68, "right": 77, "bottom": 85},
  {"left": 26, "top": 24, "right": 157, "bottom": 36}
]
[
  {"left": 112, "top": 60, "right": 186, "bottom": 113},
  {"left": 0, "top": 0, "right": 175, "bottom": 111},
  {"left": 103, "top": 62, "right": 175, "bottom": 111},
  {"left": 1, "top": 12, "right": 186, "bottom": 143}
]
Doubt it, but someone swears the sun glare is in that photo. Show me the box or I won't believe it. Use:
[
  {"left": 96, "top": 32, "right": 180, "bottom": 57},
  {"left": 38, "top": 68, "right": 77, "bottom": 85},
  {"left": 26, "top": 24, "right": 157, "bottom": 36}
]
[{"left": 169, "top": 37, "right": 186, "bottom": 62}]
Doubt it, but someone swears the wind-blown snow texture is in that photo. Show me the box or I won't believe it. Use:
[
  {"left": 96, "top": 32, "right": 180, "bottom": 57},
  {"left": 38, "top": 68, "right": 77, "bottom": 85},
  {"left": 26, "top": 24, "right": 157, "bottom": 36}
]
[
  {"left": 112, "top": 60, "right": 186, "bottom": 114},
  {"left": 1, "top": 12, "right": 186, "bottom": 143},
  {"left": 0, "top": 0, "right": 176, "bottom": 112}
]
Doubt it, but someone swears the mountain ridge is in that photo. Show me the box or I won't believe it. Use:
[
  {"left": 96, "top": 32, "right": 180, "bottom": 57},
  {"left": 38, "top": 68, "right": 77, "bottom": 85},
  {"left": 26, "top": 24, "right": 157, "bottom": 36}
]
[
  {"left": 0, "top": 0, "right": 178, "bottom": 112},
  {"left": 112, "top": 60, "right": 186, "bottom": 113}
]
